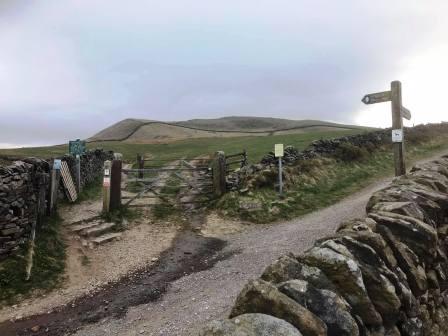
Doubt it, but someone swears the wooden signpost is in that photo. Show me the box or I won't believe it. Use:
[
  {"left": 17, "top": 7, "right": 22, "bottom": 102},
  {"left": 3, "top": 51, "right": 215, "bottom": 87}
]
[
  {"left": 362, "top": 81, "right": 411, "bottom": 176},
  {"left": 275, "top": 144, "right": 284, "bottom": 196},
  {"left": 103, "top": 160, "right": 111, "bottom": 213}
]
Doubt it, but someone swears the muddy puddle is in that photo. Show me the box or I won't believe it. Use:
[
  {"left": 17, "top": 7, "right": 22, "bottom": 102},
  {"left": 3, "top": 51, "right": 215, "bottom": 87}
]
[{"left": 0, "top": 230, "right": 227, "bottom": 336}]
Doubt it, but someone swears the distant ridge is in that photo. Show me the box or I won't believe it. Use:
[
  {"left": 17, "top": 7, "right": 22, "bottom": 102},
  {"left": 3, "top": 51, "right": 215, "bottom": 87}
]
[{"left": 89, "top": 117, "right": 372, "bottom": 144}]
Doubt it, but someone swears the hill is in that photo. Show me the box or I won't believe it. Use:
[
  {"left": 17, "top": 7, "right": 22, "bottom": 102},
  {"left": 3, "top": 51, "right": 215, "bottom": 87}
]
[{"left": 88, "top": 117, "right": 370, "bottom": 144}]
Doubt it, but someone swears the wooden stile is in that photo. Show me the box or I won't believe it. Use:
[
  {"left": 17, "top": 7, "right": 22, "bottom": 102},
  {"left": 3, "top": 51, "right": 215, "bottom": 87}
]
[{"left": 60, "top": 161, "right": 78, "bottom": 202}]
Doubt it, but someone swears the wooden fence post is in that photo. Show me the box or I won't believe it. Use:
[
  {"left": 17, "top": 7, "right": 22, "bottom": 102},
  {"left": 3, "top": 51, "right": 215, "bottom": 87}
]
[
  {"left": 102, "top": 160, "right": 111, "bottom": 213},
  {"left": 212, "top": 151, "right": 226, "bottom": 197},
  {"left": 48, "top": 160, "right": 61, "bottom": 215},
  {"left": 75, "top": 154, "right": 82, "bottom": 193},
  {"left": 242, "top": 149, "right": 248, "bottom": 167},
  {"left": 391, "top": 81, "right": 406, "bottom": 176},
  {"left": 110, "top": 159, "right": 122, "bottom": 211},
  {"left": 137, "top": 154, "right": 144, "bottom": 178}
]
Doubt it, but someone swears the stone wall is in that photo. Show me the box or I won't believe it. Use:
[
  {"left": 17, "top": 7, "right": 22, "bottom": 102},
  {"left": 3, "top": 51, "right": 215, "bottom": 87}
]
[
  {"left": 0, "top": 149, "right": 113, "bottom": 259},
  {"left": 0, "top": 159, "right": 49, "bottom": 257},
  {"left": 201, "top": 155, "right": 448, "bottom": 336}
]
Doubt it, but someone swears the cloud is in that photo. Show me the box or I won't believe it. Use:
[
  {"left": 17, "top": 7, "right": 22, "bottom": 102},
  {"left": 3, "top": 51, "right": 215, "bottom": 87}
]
[{"left": 0, "top": 1, "right": 448, "bottom": 146}]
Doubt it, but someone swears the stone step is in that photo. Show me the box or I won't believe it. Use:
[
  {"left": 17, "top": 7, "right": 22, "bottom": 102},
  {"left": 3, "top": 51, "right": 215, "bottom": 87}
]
[
  {"left": 90, "top": 232, "right": 122, "bottom": 247},
  {"left": 70, "top": 221, "right": 104, "bottom": 233},
  {"left": 82, "top": 222, "right": 116, "bottom": 237}
]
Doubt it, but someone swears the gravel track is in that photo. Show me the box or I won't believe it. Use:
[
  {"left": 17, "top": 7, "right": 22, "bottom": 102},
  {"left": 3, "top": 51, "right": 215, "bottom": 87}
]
[{"left": 74, "top": 178, "right": 391, "bottom": 336}]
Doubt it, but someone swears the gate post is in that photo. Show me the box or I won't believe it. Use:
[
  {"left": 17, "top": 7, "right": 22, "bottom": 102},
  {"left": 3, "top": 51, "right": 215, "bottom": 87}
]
[
  {"left": 75, "top": 154, "right": 82, "bottom": 193},
  {"left": 212, "top": 151, "right": 226, "bottom": 197},
  {"left": 48, "top": 159, "right": 61, "bottom": 215},
  {"left": 102, "top": 160, "right": 111, "bottom": 213},
  {"left": 110, "top": 159, "right": 122, "bottom": 211}
]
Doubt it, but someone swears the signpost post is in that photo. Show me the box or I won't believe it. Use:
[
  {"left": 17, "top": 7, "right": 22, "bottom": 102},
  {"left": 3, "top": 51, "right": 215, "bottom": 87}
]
[
  {"left": 362, "top": 81, "right": 411, "bottom": 176},
  {"left": 275, "top": 144, "right": 284, "bottom": 197}
]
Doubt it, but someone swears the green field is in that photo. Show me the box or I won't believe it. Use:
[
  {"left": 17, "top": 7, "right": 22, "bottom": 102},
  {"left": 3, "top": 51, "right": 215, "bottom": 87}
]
[{"left": 0, "top": 129, "right": 363, "bottom": 164}]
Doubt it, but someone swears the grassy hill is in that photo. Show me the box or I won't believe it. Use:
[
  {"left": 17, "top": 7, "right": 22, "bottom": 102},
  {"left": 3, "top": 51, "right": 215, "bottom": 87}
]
[
  {"left": 88, "top": 117, "right": 371, "bottom": 144},
  {"left": 0, "top": 129, "right": 365, "bottom": 164}
]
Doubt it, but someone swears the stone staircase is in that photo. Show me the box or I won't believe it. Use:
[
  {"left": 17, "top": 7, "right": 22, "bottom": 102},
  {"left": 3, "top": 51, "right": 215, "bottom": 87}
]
[{"left": 67, "top": 217, "right": 122, "bottom": 248}]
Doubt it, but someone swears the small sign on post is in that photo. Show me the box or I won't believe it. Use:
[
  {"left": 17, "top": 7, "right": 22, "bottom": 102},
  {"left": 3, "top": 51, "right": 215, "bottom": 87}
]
[
  {"left": 275, "top": 144, "right": 284, "bottom": 197},
  {"left": 391, "top": 129, "right": 403, "bottom": 143},
  {"left": 69, "top": 139, "right": 86, "bottom": 156},
  {"left": 362, "top": 81, "right": 411, "bottom": 176}
]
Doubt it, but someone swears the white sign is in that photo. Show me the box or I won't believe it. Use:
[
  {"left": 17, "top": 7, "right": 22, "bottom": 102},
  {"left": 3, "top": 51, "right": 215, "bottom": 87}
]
[
  {"left": 392, "top": 129, "right": 403, "bottom": 143},
  {"left": 275, "top": 144, "right": 284, "bottom": 157},
  {"left": 103, "top": 177, "right": 111, "bottom": 187},
  {"left": 104, "top": 169, "right": 110, "bottom": 176},
  {"left": 53, "top": 159, "right": 62, "bottom": 170}
]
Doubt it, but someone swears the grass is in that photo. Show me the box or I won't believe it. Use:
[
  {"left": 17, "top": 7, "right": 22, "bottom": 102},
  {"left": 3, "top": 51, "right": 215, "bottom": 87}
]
[
  {"left": 217, "top": 137, "right": 448, "bottom": 223},
  {"left": 0, "top": 129, "right": 364, "bottom": 163},
  {"left": 152, "top": 175, "right": 183, "bottom": 220},
  {"left": 76, "top": 177, "right": 103, "bottom": 203},
  {"left": 0, "top": 214, "right": 66, "bottom": 306},
  {"left": 101, "top": 206, "right": 140, "bottom": 230}
]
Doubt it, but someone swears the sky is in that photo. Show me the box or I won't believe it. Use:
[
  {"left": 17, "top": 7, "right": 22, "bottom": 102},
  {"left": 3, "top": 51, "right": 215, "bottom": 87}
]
[{"left": 1, "top": 1, "right": 448, "bottom": 147}]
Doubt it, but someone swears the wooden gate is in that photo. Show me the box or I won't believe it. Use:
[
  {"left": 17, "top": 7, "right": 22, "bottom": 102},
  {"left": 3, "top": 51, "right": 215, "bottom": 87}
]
[{"left": 121, "top": 157, "right": 213, "bottom": 209}]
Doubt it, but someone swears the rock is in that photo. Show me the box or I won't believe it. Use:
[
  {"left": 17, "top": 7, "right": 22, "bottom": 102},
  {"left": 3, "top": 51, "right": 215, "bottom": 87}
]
[
  {"left": 337, "top": 218, "right": 377, "bottom": 233},
  {"left": 230, "top": 280, "right": 327, "bottom": 336},
  {"left": 261, "top": 255, "right": 337, "bottom": 292},
  {"left": 325, "top": 228, "right": 398, "bottom": 270},
  {"left": 335, "top": 237, "right": 402, "bottom": 325},
  {"left": 367, "top": 186, "right": 442, "bottom": 223},
  {"left": 30, "top": 325, "right": 40, "bottom": 332},
  {"left": 301, "top": 245, "right": 383, "bottom": 327},
  {"left": 369, "top": 211, "right": 438, "bottom": 261},
  {"left": 261, "top": 255, "right": 304, "bottom": 284},
  {"left": 239, "top": 199, "right": 263, "bottom": 212},
  {"left": 376, "top": 226, "right": 428, "bottom": 296},
  {"left": 278, "top": 279, "right": 359, "bottom": 336},
  {"left": 200, "top": 313, "right": 303, "bottom": 336},
  {"left": 370, "top": 202, "right": 428, "bottom": 223},
  {"left": 411, "top": 162, "right": 448, "bottom": 179}
]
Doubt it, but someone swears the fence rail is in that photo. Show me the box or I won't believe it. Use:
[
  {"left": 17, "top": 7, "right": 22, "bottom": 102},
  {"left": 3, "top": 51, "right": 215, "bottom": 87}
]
[{"left": 224, "top": 150, "right": 248, "bottom": 173}]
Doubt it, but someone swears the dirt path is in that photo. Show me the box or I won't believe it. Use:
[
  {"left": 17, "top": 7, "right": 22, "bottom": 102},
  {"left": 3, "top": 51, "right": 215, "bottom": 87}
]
[{"left": 70, "top": 178, "right": 390, "bottom": 336}]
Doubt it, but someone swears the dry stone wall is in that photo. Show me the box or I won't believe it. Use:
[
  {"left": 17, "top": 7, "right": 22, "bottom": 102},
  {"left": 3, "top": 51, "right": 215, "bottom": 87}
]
[
  {"left": 227, "top": 123, "right": 448, "bottom": 191},
  {"left": 201, "top": 155, "right": 448, "bottom": 336},
  {"left": 0, "top": 149, "right": 113, "bottom": 259}
]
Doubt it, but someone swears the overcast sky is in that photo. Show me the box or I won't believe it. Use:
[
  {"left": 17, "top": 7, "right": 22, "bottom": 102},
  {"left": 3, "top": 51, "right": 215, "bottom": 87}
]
[{"left": 1, "top": 1, "right": 448, "bottom": 147}]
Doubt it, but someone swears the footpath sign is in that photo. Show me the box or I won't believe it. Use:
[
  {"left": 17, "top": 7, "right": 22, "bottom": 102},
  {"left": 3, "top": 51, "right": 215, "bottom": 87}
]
[
  {"left": 362, "top": 81, "right": 411, "bottom": 176},
  {"left": 274, "top": 144, "right": 284, "bottom": 196},
  {"left": 69, "top": 139, "right": 86, "bottom": 156}
]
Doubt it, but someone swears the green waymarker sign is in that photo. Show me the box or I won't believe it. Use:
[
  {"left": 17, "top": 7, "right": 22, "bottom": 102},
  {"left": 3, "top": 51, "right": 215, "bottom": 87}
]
[{"left": 69, "top": 139, "right": 86, "bottom": 156}]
